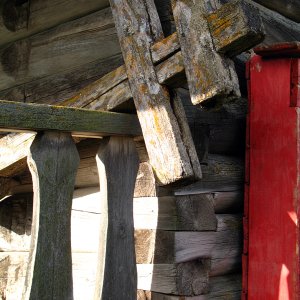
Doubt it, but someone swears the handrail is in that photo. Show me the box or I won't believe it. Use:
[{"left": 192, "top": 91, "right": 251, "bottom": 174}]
[{"left": 0, "top": 100, "right": 139, "bottom": 299}]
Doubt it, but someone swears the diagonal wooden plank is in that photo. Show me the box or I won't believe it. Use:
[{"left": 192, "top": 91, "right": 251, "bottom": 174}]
[{"left": 109, "top": 0, "right": 200, "bottom": 185}]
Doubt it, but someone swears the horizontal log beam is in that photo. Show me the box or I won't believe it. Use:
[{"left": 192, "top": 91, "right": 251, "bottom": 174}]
[
  {"left": 253, "top": 0, "right": 300, "bottom": 23},
  {"left": 0, "top": 0, "right": 110, "bottom": 47},
  {"left": 0, "top": 100, "right": 141, "bottom": 136}
]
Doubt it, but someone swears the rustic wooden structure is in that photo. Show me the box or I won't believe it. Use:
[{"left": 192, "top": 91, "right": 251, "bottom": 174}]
[{"left": 0, "top": 0, "right": 299, "bottom": 299}]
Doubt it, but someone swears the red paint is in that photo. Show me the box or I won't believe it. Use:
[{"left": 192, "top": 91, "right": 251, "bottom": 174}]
[{"left": 245, "top": 53, "right": 300, "bottom": 299}]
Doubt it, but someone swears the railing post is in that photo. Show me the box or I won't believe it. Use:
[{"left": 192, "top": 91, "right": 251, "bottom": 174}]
[
  {"left": 22, "top": 131, "right": 79, "bottom": 300},
  {"left": 94, "top": 136, "right": 139, "bottom": 299}
]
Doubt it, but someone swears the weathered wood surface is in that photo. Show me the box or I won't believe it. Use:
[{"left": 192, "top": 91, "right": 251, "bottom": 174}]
[
  {"left": 253, "top": 0, "right": 300, "bottom": 23},
  {"left": 207, "top": 0, "right": 265, "bottom": 57},
  {"left": 0, "top": 100, "right": 141, "bottom": 137},
  {"left": 0, "top": 133, "right": 35, "bottom": 177},
  {"left": 137, "top": 273, "right": 241, "bottom": 299},
  {"left": 23, "top": 132, "right": 79, "bottom": 300},
  {"left": 137, "top": 261, "right": 210, "bottom": 295},
  {"left": 109, "top": 0, "right": 200, "bottom": 185},
  {"left": 135, "top": 215, "right": 242, "bottom": 276},
  {"left": 94, "top": 137, "right": 139, "bottom": 299},
  {"left": 171, "top": 0, "right": 240, "bottom": 106},
  {"left": 0, "top": 0, "right": 110, "bottom": 47},
  {"left": 0, "top": 7, "right": 121, "bottom": 91}
]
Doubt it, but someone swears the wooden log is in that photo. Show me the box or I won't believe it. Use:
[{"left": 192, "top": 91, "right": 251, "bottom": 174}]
[
  {"left": 171, "top": 0, "right": 240, "bottom": 106},
  {"left": 94, "top": 137, "right": 139, "bottom": 299},
  {"left": 253, "top": 0, "right": 300, "bottom": 23},
  {"left": 0, "top": 7, "right": 121, "bottom": 91},
  {"left": 207, "top": 0, "right": 265, "bottom": 58},
  {"left": 0, "top": 133, "right": 35, "bottom": 177},
  {"left": 137, "top": 261, "right": 210, "bottom": 295},
  {"left": 0, "top": 100, "right": 141, "bottom": 137},
  {"left": 0, "top": 0, "right": 110, "bottom": 47},
  {"left": 23, "top": 132, "right": 79, "bottom": 300},
  {"left": 135, "top": 215, "right": 242, "bottom": 276},
  {"left": 138, "top": 273, "right": 242, "bottom": 299},
  {"left": 109, "top": 0, "right": 200, "bottom": 185}
]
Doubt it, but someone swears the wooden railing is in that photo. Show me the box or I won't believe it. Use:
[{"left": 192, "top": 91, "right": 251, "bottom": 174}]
[{"left": 0, "top": 100, "right": 141, "bottom": 299}]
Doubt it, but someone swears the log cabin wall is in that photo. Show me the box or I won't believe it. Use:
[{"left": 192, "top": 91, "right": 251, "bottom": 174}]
[{"left": 0, "top": 0, "right": 299, "bottom": 299}]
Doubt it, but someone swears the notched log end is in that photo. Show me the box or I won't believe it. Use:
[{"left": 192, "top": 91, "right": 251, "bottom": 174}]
[{"left": 207, "top": 0, "right": 265, "bottom": 58}]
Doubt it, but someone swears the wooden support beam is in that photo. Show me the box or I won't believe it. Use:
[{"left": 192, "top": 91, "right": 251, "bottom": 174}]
[
  {"left": 0, "top": 0, "right": 110, "bottom": 47},
  {"left": 137, "top": 260, "right": 210, "bottom": 296},
  {"left": 171, "top": 0, "right": 239, "bottom": 106},
  {"left": 0, "top": 100, "right": 141, "bottom": 137},
  {"left": 253, "top": 0, "right": 300, "bottom": 23},
  {"left": 137, "top": 273, "right": 242, "bottom": 299},
  {"left": 135, "top": 215, "right": 242, "bottom": 276},
  {"left": 109, "top": 0, "right": 201, "bottom": 185},
  {"left": 94, "top": 137, "right": 139, "bottom": 299},
  {"left": 207, "top": 0, "right": 265, "bottom": 57},
  {"left": 22, "top": 132, "right": 79, "bottom": 299}
]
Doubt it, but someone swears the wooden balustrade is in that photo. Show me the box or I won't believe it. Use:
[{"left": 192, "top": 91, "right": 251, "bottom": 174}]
[{"left": 0, "top": 100, "right": 140, "bottom": 299}]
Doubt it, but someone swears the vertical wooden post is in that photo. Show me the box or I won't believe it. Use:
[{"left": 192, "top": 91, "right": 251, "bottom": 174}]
[
  {"left": 94, "top": 137, "right": 139, "bottom": 300},
  {"left": 22, "top": 131, "right": 79, "bottom": 300}
]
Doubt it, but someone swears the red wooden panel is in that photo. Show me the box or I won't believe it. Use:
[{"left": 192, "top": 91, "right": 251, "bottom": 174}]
[{"left": 246, "top": 55, "right": 300, "bottom": 299}]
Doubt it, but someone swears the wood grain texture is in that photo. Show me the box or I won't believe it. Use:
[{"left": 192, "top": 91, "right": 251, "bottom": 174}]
[
  {"left": 253, "top": 0, "right": 300, "bottom": 23},
  {"left": 0, "top": 7, "right": 121, "bottom": 91},
  {"left": 0, "top": 0, "right": 110, "bottom": 47},
  {"left": 0, "top": 100, "right": 141, "bottom": 137},
  {"left": 171, "top": 0, "right": 240, "bottom": 106},
  {"left": 23, "top": 132, "right": 79, "bottom": 300},
  {"left": 109, "top": 0, "right": 199, "bottom": 185},
  {"left": 137, "top": 261, "right": 210, "bottom": 295},
  {"left": 207, "top": 0, "right": 264, "bottom": 58},
  {"left": 94, "top": 137, "right": 139, "bottom": 299},
  {"left": 137, "top": 273, "right": 241, "bottom": 299},
  {"left": 135, "top": 215, "right": 242, "bottom": 277}
]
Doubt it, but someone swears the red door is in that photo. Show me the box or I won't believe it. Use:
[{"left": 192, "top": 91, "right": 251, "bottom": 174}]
[{"left": 244, "top": 44, "right": 300, "bottom": 299}]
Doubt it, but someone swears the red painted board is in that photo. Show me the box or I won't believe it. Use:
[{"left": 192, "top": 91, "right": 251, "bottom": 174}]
[{"left": 246, "top": 55, "right": 300, "bottom": 299}]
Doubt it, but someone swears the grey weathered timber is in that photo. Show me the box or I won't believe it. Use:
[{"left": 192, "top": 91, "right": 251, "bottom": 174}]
[
  {"left": 0, "top": 133, "right": 35, "bottom": 177},
  {"left": 94, "top": 137, "right": 139, "bottom": 299},
  {"left": 0, "top": 100, "right": 141, "bottom": 137},
  {"left": 137, "top": 261, "right": 210, "bottom": 295},
  {"left": 253, "top": 0, "right": 300, "bottom": 23},
  {"left": 171, "top": 0, "right": 240, "bottom": 106},
  {"left": 22, "top": 132, "right": 79, "bottom": 300},
  {"left": 0, "top": 8, "right": 120, "bottom": 91},
  {"left": 109, "top": 0, "right": 198, "bottom": 185},
  {"left": 0, "top": 0, "right": 110, "bottom": 47},
  {"left": 207, "top": 0, "right": 265, "bottom": 57},
  {"left": 137, "top": 273, "right": 241, "bottom": 299},
  {"left": 135, "top": 215, "right": 242, "bottom": 276}
]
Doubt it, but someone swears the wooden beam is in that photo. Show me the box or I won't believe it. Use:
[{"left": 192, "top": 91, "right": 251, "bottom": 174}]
[
  {"left": 109, "top": 0, "right": 201, "bottom": 185},
  {"left": 0, "top": 133, "right": 35, "bottom": 177},
  {"left": 22, "top": 132, "right": 79, "bottom": 299},
  {"left": 137, "top": 261, "right": 210, "bottom": 295},
  {"left": 171, "top": 0, "right": 240, "bottom": 106},
  {"left": 137, "top": 273, "right": 242, "bottom": 299},
  {"left": 0, "top": 7, "right": 121, "bottom": 92},
  {"left": 94, "top": 137, "right": 139, "bottom": 299},
  {"left": 0, "top": 100, "right": 141, "bottom": 136},
  {"left": 0, "top": 0, "right": 110, "bottom": 47},
  {"left": 207, "top": 0, "right": 265, "bottom": 57},
  {"left": 253, "top": 0, "right": 300, "bottom": 23},
  {"left": 135, "top": 215, "right": 242, "bottom": 276}
]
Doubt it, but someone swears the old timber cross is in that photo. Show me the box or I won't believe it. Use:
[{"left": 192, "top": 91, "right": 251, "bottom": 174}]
[{"left": 82, "top": 0, "right": 263, "bottom": 186}]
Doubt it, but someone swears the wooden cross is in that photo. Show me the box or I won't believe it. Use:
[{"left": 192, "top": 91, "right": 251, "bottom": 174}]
[
  {"left": 98, "top": 0, "right": 263, "bottom": 186},
  {"left": 0, "top": 0, "right": 264, "bottom": 187}
]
